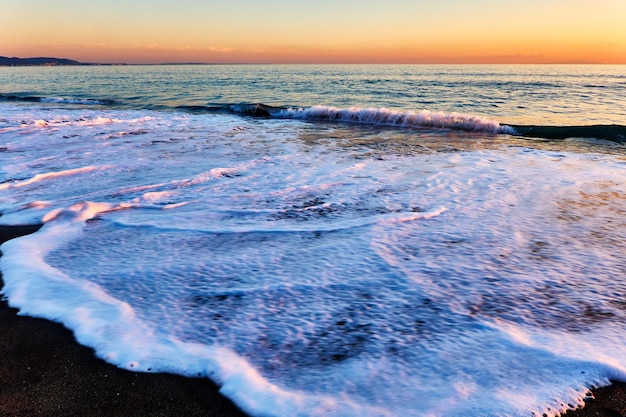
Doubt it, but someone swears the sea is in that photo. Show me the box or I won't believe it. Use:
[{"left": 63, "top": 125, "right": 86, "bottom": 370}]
[{"left": 1, "top": 64, "right": 625, "bottom": 417}]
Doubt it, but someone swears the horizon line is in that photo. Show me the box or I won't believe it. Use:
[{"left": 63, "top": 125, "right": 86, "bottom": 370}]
[{"left": 3, "top": 55, "right": 625, "bottom": 66}]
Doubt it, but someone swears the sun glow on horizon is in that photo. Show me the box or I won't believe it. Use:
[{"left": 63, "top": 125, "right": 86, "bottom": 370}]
[{"left": 1, "top": 0, "right": 625, "bottom": 64}]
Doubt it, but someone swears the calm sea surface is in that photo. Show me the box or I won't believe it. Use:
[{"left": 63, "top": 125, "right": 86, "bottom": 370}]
[{"left": 1, "top": 65, "right": 625, "bottom": 417}]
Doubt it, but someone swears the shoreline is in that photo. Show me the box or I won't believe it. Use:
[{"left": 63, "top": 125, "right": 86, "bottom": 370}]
[
  {"left": 0, "top": 224, "right": 624, "bottom": 417},
  {"left": 0, "top": 224, "right": 249, "bottom": 417}
]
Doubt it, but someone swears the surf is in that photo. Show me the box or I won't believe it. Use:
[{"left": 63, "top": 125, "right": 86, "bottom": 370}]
[{"left": 3, "top": 90, "right": 626, "bottom": 142}]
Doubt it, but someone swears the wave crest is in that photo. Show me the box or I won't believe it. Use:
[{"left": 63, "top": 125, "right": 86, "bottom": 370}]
[
  {"left": 229, "top": 103, "right": 515, "bottom": 134},
  {"left": 40, "top": 97, "right": 112, "bottom": 105},
  {"left": 281, "top": 105, "right": 516, "bottom": 134},
  {"left": 0, "top": 93, "right": 114, "bottom": 106}
]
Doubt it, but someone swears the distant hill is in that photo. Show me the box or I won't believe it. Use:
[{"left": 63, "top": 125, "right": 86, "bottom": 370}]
[{"left": 0, "top": 56, "right": 84, "bottom": 66}]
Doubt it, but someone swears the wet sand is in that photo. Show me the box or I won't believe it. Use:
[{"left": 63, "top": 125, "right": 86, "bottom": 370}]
[
  {"left": 0, "top": 224, "right": 624, "bottom": 416},
  {"left": 0, "top": 224, "right": 249, "bottom": 417}
]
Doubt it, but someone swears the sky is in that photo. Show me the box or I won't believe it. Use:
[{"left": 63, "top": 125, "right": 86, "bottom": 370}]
[{"left": 1, "top": 0, "right": 625, "bottom": 64}]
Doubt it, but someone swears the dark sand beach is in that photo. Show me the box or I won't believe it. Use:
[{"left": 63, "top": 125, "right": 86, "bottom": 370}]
[
  {"left": 0, "top": 225, "right": 248, "bottom": 417},
  {"left": 0, "top": 224, "right": 624, "bottom": 417}
]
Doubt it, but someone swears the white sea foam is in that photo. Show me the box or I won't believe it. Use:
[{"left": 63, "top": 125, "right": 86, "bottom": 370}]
[
  {"left": 0, "top": 166, "right": 112, "bottom": 190},
  {"left": 39, "top": 97, "right": 109, "bottom": 105},
  {"left": 1, "top": 102, "right": 626, "bottom": 416},
  {"left": 30, "top": 115, "right": 153, "bottom": 128}
]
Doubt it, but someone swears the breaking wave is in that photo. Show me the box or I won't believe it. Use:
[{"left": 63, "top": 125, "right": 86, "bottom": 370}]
[
  {"left": 229, "top": 103, "right": 516, "bottom": 134},
  {"left": 205, "top": 103, "right": 626, "bottom": 142},
  {"left": 0, "top": 93, "right": 115, "bottom": 106},
  {"left": 3, "top": 92, "right": 625, "bottom": 142}
]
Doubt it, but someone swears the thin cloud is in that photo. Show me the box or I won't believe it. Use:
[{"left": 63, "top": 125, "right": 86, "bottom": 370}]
[{"left": 208, "top": 46, "right": 235, "bottom": 53}]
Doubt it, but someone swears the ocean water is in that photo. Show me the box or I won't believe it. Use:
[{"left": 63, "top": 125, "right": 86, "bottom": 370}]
[{"left": 1, "top": 64, "right": 626, "bottom": 417}]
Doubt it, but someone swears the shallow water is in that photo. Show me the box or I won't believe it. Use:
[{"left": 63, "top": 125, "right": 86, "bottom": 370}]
[{"left": 1, "top": 65, "right": 626, "bottom": 417}]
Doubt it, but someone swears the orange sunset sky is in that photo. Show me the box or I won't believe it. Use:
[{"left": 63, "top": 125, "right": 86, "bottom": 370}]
[{"left": 1, "top": 0, "right": 625, "bottom": 64}]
